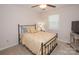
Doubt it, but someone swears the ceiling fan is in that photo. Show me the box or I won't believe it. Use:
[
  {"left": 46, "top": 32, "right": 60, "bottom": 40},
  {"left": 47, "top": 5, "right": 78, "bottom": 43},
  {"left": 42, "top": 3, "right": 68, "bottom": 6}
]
[{"left": 31, "top": 4, "right": 56, "bottom": 10}]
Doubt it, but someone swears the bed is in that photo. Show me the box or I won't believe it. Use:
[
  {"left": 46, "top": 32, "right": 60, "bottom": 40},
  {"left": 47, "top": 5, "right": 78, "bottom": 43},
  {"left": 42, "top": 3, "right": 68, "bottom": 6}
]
[{"left": 18, "top": 24, "right": 58, "bottom": 55}]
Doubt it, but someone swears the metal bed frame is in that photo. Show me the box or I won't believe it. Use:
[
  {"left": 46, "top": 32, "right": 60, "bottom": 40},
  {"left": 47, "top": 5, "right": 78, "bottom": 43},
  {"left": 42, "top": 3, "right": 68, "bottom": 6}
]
[{"left": 18, "top": 24, "right": 58, "bottom": 55}]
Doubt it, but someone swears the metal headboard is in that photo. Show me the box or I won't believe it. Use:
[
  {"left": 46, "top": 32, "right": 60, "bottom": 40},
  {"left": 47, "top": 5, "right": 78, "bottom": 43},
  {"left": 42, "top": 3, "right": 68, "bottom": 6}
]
[{"left": 18, "top": 24, "right": 36, "bottom": 44}]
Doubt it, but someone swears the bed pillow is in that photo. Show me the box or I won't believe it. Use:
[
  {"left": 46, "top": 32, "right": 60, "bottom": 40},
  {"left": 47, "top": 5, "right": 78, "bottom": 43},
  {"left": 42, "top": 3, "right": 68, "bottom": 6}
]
[{"left": 27, "top": 26, "right": 37, "bottom": 33}]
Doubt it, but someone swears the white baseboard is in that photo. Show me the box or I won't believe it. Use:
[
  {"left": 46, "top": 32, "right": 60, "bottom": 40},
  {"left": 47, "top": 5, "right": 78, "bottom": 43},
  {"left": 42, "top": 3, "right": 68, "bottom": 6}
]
[
  {"left": 0, "top": 43, "right": 18, "bottom": 51},
  {"left": 0, "top": 39, "right": 70, "bottom": 51}
]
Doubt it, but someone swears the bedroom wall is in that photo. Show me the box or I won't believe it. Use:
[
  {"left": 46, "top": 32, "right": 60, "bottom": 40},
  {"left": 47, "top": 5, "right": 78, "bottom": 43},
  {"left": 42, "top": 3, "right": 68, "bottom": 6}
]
[
  {"left": 40, "top": 5, "right": 79, "bottom": 43},
  {"left": 0, "top": 5, "right": 41, "bottom": 50}
]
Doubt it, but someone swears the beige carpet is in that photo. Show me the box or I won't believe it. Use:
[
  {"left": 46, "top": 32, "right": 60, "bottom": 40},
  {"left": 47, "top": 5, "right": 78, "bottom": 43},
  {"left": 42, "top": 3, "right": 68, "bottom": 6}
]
[{"left": 0, "top": 41, "right": 79, "bottom": 55}]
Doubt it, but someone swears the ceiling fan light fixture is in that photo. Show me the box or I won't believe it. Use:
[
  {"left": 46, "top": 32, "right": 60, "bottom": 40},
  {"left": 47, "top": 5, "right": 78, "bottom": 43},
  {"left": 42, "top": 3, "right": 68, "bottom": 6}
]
[{"left": 39, "top": 4, "right": 47, "bottom": 9}]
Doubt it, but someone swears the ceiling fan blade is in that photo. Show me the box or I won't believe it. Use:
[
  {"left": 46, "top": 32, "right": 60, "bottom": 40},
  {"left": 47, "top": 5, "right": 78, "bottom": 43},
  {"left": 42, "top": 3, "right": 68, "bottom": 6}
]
[
  {"left": 31, "top": 5, "right": 39, "bottom": 8},
  {"left": 47, "top": 4, "right": 56, "bottom": 8}
]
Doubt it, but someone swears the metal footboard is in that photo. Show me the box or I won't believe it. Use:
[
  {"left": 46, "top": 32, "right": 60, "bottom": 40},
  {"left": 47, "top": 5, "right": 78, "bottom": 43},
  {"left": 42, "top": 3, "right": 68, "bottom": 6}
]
[{"left": 41, "top": 34, "right": 58, "bottom": 55}]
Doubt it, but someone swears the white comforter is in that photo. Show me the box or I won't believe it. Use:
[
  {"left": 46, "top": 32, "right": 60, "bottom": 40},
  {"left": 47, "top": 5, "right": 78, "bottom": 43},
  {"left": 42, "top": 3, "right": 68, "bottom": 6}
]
[{"left": 21, "top": 31, "right": 56, "bottom": 54}]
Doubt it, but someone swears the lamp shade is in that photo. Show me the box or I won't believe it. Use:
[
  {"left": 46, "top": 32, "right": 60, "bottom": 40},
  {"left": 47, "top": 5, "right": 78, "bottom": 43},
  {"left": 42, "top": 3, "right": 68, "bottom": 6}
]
[{"left": 36, "top": 22, "right": 45, "bottom": 31}]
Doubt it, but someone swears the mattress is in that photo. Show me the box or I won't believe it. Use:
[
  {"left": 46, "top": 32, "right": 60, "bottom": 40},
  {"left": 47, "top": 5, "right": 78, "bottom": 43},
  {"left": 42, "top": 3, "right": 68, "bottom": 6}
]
[{"left": 21, "top": 31, "right": 56, "bottom": 54}]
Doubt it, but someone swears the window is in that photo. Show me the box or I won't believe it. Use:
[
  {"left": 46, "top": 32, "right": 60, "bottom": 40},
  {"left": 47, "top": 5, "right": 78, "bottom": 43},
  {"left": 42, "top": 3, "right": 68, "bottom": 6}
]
[{"left": 48, "top": 14, "right": 59, "bottom": 30}]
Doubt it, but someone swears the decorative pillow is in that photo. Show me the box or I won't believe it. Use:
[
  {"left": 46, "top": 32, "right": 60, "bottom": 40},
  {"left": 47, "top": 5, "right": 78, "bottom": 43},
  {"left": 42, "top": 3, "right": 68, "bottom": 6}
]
[
  {"left": 27, "top": 26, "right": 37, "bottom": 33},
  {"left": 27, "top": 27, "right": 31, "bottom": 32}
]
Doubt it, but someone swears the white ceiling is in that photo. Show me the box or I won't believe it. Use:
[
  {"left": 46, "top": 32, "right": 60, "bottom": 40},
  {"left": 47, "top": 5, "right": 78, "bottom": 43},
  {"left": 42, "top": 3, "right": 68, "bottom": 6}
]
[{"left": 22, "top": 4, "right": 79, "bottom": 13}]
